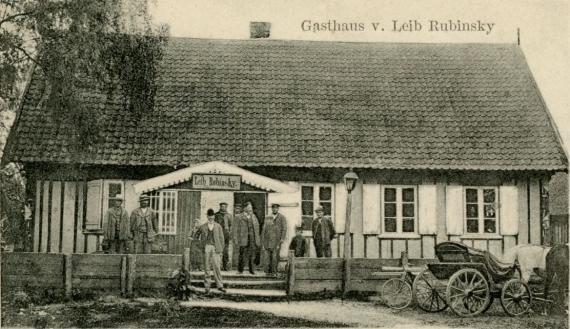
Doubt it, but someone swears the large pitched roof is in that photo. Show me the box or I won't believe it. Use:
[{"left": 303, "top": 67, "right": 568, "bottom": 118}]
[{"left": 6, "top": 38, "right": 568, "bottom": 171}]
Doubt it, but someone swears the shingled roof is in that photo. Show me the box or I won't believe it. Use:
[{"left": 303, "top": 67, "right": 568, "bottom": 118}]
[{"left": 6, "top": 38, "right": 568, "bottom": 170}]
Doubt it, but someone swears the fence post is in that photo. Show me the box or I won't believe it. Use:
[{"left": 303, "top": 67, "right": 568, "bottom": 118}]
[
  {"left": 120, "top": 256, "right": 127, "bottom": 295},
  {"left": 64, "top": 254, "right": 73, "bottom": 298},
  {"left": 287, "top": 250, "right": 295, "bottom": 296},
  {"left": 342, "top": 258, "right": 351, "bottom": 299},
  {"left": 126, "top": 254, "right": 136, "bottom": 296},
  {"left": 183, "top": 248, "right": 191, "bottom": 272}
]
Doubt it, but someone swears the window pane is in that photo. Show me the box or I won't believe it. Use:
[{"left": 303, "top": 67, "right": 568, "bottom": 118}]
[
  {"left": 302, "top": 216, "right": 313, "bottom": 230},
  {"left": 302, "top": 186, "right": 314, "bottom": 201},
  {"left": 484, "top": 204, "right": 496, "bottom": 218},
  {"left": 483, "top": 189, "right": 496, "bottom": 203},
  {"left": 402, "top": 188, "right": 415, "bottom": 202},
  {"left": 108, "top": 183, "right": 122, "bottom": 197},
  {"left": 403, "top": 203, "right": 415, "bottom": 217},
  {"left": 484, "top": 220, "right": 496, "bottom": 233},
  {"left": 302, "top": 201, "right": 314, "bottom": 216},
  {"left": 384, "top": 188, "right": 396, "bottom": 202},
  {"left": 467, "top": 219, "right": 479, "bottom": 233},
  {"left": 319, "top": 187, "right": 332, "bottom": 201},
  {"left": 466, "top": 204, "right": 478, "bottom": 218},
  {"left": 403, "top": 218, "right": 414, "bottom": 232},
  {"left": 321, "top": 202, "right": 332, "bottom": 216},
  {"left": 385, "top": 218, "right": 397, "bottom": 232},
  {"left": 466, "top": 189, "right": 478, "bottom": 203},
  {"left": 384, "top": 203, "right": 396, "bottom": 217}
]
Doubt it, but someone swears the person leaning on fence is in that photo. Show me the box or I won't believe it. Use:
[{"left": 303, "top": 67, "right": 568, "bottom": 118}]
[
  {"left": 130, "top": 195, "right": 158, "bottom": 254},
  {"left": 289, "top": 226, "right": 307, "bottom": 257},
  {"left": 191, "top": 209, "right": 226, "bottom": 293},
  {"left": 103, "top": 198, "right": 132, "bottom": 253},
  {"left": 312, "top": 205, "right": 336, "bottom": 258}
]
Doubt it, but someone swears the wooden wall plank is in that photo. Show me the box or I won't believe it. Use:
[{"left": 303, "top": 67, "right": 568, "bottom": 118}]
[
  {"left": 380, "top": 239, "right": 391, "bottom": 259},
  {"left": 294, "top": 258, "right": 344, "bottom": 270},
  {"left": 393, "top": 240, "right": 406, "bottom": 259},
  {"left": 489, "top": 239, "right": 502, "bottom": 258},
  {"left": 293, "top": 280, "right": 342, "bottom": 293},
  {"left": 295, "top": 269, "right": 342, "bottom": 280},
  {"left": 366, "top": 236, "right": 379, "bottom": 259},
  {"left": 407, "top": 239, "right": 422, "bottom": 258},
  {"left": 435, "top": 183, "right": 448, "bottom": 243},
  {"left": 41, "top": 181, "right": 50, "bottom": 252},
  {"left": 517, "top": 179, "right": 529, "bottom": 244},
  {"left": 34, "top": 180, "right": 42, "bottom": 252},
  {"left": 62, "top": 182, "right": 76, "bottom": 254},
  {"left": 473, "top": 240, "right": 487, "bottom": 251},
  {"left": 449, "top": 236, "right": 461, "bottom": 243},
  {"left": 50, "top": 181, "right": 62, "bottom": 253},
  {"left": 529, "top": 178, "right": 541, "bottom": 244},
  {"left": 504, "top": 236, "right": 517, "bottom": 253},
  {"left": 75, "top": 182, "right": 85, "bottom": 253},
  {"left": 86, "top": 235, "right": 98, "bottom": 253},
  {"left": 422, "top": 236, "right": 435, "bottom": 259}
]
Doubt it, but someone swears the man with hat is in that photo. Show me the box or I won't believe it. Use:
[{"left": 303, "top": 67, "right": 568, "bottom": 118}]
[
  {"left": 266, "top": 204, "right": 287, "bottom": 272},
  {"left": 233, "top": 201, "right": 260, "bottom": 274},
  {"left": 130, "top": 195, "right": 159, "bottom": 254},
  {"left": 191, "top": 209, "right": 226, "bottom": 293},
  {"left": 103, "top": 197, "right": 131, "bottom": 253},
  {"left": 214, "top": 202, "right": 233, "bottom": 271},
  {"left": 311, "top": 205, "right": 336, "bottom": 258}
]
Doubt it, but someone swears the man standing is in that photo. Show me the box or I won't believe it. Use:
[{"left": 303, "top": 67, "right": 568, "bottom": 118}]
[
  {"left": 269, "top": 204, "right": 287, "bottom": 270},
  {"left": 192, "top": 209, "right": 226, "bottom": 293},
  {"left": 130, "top": 195, "right": 158, "bottom": 254},
  {"left": 103, "top": 198, "right": 131, "bottom": 253},
  {"left": 261, "top": 215, "right": 279, "bottom": 275},
  {"left": 214, "top": 202, "right": 233, "bottom": 271},
  {"left": 312, "top": 205, "right": 336, "bottom": 258},
  {"left": 233, "top": 202, "right": 260, "bottom": 274}
]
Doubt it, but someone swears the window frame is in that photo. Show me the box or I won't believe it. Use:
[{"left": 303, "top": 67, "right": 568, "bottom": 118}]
[
  {"left": 463, "top": 186, "right": 500, "bottom": 235},
  {"left": 149, "top": 190, "right": 178, "bottom": 235},
  {"left": 379, "top": 185, "right": 418, "bottom": 237},
  {"left": 103, "top": 180, "right": 125, "bottom": 212},
  {"left": 299, "top": 183, "right": 335, "bottom": 231}
]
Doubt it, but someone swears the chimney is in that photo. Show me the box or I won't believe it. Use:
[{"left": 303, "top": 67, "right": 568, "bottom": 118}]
[{"left": 250, "top": 22, "right": 271, "bottom": 39}]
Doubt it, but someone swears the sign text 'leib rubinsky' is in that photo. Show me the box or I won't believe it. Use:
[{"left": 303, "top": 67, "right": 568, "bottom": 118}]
[{"left": 192, "top": 174, "right": 241, "bottom": 190}]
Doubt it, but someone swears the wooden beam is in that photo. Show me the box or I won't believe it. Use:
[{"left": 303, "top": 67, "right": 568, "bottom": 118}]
[
  {"left": 183, "top": 247, "right": 190, "bottom": 272},
  {"left": 120, "top": 256, "right": 127, "bottom": 296},
  {"left": 287, "top": 250, "right": 295, "bottom": 296},
  {"left": 64, "top": 254, "right": 73, "bottom": 298},
  {"left": 127, "top": 254, "right": 136, "bottom": 296},
  {"left": 342, "top": 258, "right": 351, "bottom": 298}
]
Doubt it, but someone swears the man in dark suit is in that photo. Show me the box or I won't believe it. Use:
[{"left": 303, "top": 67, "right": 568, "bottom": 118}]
[
  {"left": 269, "top": 204, "right": 287, "bottom": 270},
  {"left": 232, "top": 202, "right": 260, "bottom": 274},
  {"left": 214, "top": 202, "right": 233, "bottom": 270},
  {"left": 130, "top": 195, "right": 158, "bottom": 254},
  {"left": 191, "top": 209, "right": 226, "bottom": 293},
  {"left": 312, "top": 205, "right": 336, "bottom": 258}
]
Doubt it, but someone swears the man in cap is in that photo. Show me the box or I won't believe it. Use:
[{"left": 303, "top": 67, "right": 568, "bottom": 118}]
[
  {"left": 214, "top": 202, "right": 233, "bottom": 271},
  {"left": 311, "top": 205, "right": 336, "bottom": 258},
  {"left": 103, "top": 198, "right": 131, "bottom": 253},
  {"left": 130, "top": 195, "right": 158, "bottom": 254},
  {"left": 267, "top": 204, "right": 288, "bottom": 272},
  {"left": 191, "top": 209, "right": 226, "bottom": 293},
  {"left": 233, "top": 201, "right": 260, "bottom": 274}
]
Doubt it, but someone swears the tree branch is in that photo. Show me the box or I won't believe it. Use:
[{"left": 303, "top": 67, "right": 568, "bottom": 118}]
[
  {"left": 0, "top": 10, "right": 34, "bottom": 27},
  {"left": 11, "top": 44, "right": 39, "bottom": 67}
]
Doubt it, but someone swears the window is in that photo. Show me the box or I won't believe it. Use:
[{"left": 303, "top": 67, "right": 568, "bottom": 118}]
[
  {"left": 381, "top": 186, "right": 417, "bottom": 234},
  {"left": 149, "top": 190, "right": 178, "bottom": 235},
  {"left": 104, "top": 181, "right": 124, "bottom": 210},
  {"left": 465, "top": 187, "right": 498, "bottom": 234},
  {"left": 301, "top": 184, "right": 334, "bottom": 230}
]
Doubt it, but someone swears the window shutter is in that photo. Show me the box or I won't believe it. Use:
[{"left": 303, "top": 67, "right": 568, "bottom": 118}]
[
  {"left": 499, "top": 185, "right": 519, "bottom": 235},
  {"left": 335, "top": 183, "right": 347, "bottom": 233},
  {"left": 86, "top": 180, "right": 103, "bottom": 230},
  {"left": 418, "top": 184, "right": 437, "bottom": 235},
  {"left": 446, "top": 185, "right": 464, "bottom": 235},
  {"left": 362, "top": 184, "right": 381, "bottom": 234}
]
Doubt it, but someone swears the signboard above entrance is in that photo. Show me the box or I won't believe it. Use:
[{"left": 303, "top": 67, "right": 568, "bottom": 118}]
[{"left": 192, "top": 174, "right": 241, "bottom": 190}]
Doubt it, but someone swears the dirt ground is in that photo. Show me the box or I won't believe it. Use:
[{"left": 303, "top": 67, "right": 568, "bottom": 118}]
[{"left": 1, "top": 295, "right": 567, "bottom": 329}]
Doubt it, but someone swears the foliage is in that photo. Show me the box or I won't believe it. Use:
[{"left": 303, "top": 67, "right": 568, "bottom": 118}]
[
  {"left": 0, "top": 162, "right": 27, "bottom": 249},
  {"left": 166, "top": 268, "right": 193, "bottom": 301},
  {"left": 0, "top": 0, "right": 169, "bottom": 148}
]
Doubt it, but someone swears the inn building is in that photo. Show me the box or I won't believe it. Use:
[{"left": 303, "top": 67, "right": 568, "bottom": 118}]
[{"left": 4, "top": 36, "right": 567, "bottom": 263}]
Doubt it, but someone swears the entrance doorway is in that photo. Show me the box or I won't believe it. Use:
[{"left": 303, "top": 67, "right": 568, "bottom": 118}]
[{"left": 234, "top": 192, "right": 267, "bottom": 266}]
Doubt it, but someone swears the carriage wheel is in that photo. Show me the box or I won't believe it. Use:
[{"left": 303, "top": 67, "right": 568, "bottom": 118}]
[
  {"left": 381, "top": 278, "right": 413, "bottom": 310},
  {"left": 446, "top": 268, "right": 490, "bottom": 317},
  {"left": 412, "top": 268, "right": 448, "bottom": 312},
  {"left": 501, "top": 279, "right": 532, "bottom": 316}
]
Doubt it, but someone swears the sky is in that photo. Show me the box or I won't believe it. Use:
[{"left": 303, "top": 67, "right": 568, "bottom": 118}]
[{"left": 151, "top": 0, "right": 570, "bottom": 154}]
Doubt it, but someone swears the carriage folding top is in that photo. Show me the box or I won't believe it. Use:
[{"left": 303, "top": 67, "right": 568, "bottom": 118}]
[{"left": 430, "top": 242, "right": 518, "bottom": 283}]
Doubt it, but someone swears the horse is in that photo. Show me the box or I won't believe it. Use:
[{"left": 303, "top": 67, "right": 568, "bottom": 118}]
[{"left": 502, "top": 244, "right": 551, "bottom": 283}]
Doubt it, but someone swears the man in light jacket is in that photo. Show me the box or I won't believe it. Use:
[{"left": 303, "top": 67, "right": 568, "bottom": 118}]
[
  {"left": 233, "top": 202, "right": 260, "bottom": 274},
  {"left": 192, "top": 209, "right": 226, "bottom": 293},
  {"left": 103, "top": 198, "right": 131, "bottom": 253}
]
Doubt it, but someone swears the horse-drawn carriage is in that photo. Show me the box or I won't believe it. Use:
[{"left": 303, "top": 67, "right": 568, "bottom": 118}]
[{"left": 381, "top": 242, "right": 533, "bottom": 317}]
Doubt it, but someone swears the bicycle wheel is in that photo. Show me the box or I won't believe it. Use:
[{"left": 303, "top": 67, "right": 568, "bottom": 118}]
[
  {"left": 381, "top": 278, "right": 413, "bottom": 310},
  {"left": 412, "top": 268, "right": 448, "bottom": 312}
]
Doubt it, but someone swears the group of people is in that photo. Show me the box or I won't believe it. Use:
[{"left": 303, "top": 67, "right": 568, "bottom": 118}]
[{"left": 103, "top": 195, "right": 158, "bottom": 254}]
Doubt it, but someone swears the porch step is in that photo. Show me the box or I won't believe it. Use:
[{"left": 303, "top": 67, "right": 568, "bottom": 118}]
[
  {"left": 190, "top": 271, "right": 284, "bottom": 281},
  {"left": 190, "top": 286, "right": 288, "bottom": 301},
  {"left": 190, "top": 279, "right": 286, "bottom": 290}
]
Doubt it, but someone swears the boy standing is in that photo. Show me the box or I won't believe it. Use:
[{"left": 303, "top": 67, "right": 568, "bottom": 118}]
[{"left": 288, "top": 226, "right": 307, "bottom": 257}]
